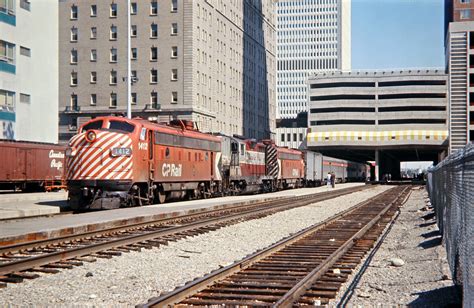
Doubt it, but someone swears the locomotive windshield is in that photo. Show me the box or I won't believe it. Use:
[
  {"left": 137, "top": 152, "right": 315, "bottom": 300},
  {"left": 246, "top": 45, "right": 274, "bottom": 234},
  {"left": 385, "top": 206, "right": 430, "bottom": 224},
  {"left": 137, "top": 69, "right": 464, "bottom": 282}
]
[
  {"left": 81, "top": 120, "right": 103, "bottom": 132},
  {"left": 108, "top": 120, "right": 135, "bottom": 133}
]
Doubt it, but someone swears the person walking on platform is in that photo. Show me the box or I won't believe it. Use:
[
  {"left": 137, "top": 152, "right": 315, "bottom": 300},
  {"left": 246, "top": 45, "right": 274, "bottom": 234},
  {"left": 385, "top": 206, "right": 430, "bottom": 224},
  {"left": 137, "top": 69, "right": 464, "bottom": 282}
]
[
  {"left": 327, "top": 172, "right": 332, "bottom": 188},
  {"left": 331, "top": 172, "right": 336, "bottom": 188}
]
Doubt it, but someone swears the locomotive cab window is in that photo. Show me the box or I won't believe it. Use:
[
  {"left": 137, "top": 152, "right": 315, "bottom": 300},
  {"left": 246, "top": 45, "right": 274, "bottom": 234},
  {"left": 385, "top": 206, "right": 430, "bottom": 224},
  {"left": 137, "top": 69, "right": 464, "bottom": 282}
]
[
  {"left": 108, "top": 120, "right": 135, "bottom": 133},
  {"left": 81, "top": 120, "right": 103, "bottom": 132}
]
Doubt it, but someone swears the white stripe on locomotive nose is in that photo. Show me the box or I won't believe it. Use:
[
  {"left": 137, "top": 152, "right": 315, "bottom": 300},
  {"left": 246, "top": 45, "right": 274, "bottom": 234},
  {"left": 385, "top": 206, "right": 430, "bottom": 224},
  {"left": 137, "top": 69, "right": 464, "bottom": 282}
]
[
  {"left": 67, "top": 137, "right": 92, "bottom": 178},
  {"left": 87, "top": 136, "right": 132, "bottom": 178},
  {"left": 68, "top": 132, "right": 114, "bottom": 177},
  {"left": 102, "top": 155, "right": 131, "bottom": 180},
  {"left": 67, "top": 131, "right": 111, "bottom": 174},
  {"left": 74, "top": 134, "right": 129, "bottom": 179},
  {"left": 70, "top": 132, "right": 123, "bottom": 179},
  {"left": 122, "top": 168, "right": 133, "bottom": 180},
  {"left": 108, "top": 159, "right": 133, "bottom": 180}
]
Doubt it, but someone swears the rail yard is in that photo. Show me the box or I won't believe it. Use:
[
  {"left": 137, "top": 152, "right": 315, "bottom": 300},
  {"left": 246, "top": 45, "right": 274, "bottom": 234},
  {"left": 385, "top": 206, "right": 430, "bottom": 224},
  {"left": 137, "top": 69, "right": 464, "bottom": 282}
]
[{"left": 0, "top": 183, "right": 461, "bottom": 306}]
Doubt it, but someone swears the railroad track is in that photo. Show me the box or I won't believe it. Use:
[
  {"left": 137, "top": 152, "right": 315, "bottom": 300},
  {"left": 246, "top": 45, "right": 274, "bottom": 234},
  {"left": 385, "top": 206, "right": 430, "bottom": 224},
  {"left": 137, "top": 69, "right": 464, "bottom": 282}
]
[
  {"left": 139, "top": 186, "right": 411, "bottom": 307},
  {"left": 0, "top": 185, "right": 368, "bottom": 287}
]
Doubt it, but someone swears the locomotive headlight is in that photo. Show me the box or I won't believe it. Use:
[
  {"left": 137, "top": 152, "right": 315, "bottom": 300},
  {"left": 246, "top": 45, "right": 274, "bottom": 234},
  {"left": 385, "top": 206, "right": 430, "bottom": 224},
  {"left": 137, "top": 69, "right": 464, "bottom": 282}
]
[
  {"left": 85, "top": 130, "right": 97, "bottom": 143},
  {"left": 110, "top": 147, "right": 132, "bottom": 157}
]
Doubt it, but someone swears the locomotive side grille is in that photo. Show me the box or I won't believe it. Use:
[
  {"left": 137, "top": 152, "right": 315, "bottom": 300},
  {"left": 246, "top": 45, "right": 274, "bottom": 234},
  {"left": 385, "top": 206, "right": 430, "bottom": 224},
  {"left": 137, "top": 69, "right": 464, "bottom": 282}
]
[
  {"left": 265, "top": 144, "right": 279, "bottom": 177},
  {"left": 67, "top": 131, "right": 133, "bottom": 180}
]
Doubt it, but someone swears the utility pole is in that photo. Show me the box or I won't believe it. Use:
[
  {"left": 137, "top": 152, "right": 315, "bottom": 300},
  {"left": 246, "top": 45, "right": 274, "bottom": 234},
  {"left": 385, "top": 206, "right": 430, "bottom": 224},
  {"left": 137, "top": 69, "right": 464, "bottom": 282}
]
[{"left": 126, "top": 0, "right": 132, "bottom": 119}]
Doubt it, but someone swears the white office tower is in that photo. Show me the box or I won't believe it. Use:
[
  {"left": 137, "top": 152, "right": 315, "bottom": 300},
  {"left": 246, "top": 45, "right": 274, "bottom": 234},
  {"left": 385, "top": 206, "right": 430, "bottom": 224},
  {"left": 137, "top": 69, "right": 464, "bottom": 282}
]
[{"left": 276, "top": 0, "right": 351, "bottom": 119}]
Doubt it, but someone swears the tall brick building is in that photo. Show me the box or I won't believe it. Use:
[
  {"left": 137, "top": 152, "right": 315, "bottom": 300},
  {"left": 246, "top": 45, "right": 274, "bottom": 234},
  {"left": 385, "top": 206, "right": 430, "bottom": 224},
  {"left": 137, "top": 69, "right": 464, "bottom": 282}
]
[{"left": 58, "top": 0, "right": 277, "bottom": 142}]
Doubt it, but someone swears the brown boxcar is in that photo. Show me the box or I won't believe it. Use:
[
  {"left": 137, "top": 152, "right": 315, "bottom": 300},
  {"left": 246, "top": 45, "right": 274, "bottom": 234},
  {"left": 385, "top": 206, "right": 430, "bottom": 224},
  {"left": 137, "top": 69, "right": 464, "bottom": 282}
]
[{"left": 0, "top": 141, "right": 66, "bottom": 191}]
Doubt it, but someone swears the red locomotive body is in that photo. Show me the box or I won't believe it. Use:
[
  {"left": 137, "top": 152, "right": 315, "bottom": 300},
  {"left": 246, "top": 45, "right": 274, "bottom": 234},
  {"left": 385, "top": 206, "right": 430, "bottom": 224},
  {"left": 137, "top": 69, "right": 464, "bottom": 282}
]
[
  {"left": 67, "top": 116, "right": 221, "bottom": 209},
  {"left": 0, "top": 140, "right": 65, "bottom": 191}
]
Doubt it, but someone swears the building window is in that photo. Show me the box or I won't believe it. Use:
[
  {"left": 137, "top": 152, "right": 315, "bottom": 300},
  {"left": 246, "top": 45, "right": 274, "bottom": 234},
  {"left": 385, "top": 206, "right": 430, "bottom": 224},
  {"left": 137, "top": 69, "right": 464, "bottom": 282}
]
[
  {"left": 110, "top": 48, "right": 117, "bottom": 62},
  {"left": 150, "top": 23, "right": 158, "bottom": 38},
  {"left": 20, "top": 46, "right": 30, "bottom": 57},
  {"left": 0, "top": 40, "right": 15, "bottom": 65},
  {"left": 171, "top": 23, "right": 178, "bottom": 35},
  {"left": 131, "top": 25, "right": 137, "bottom": 37},
  {"left": 151, "top": 91, "right": 158, "bottom": 107},
  {"left": 171, "top": 69, "right": 178, "bottom": 81},
  {"left": 20, "top": 93, "right": 30, "bottom": 104},
  {"left": 90, "top": 71, "right": 97, "bottom": 83},
  {"left": 0, "top": 0, "right": 15, "bottom": 16},
  {"left": 90, "top": 94, "right": 97, "bottom": 105},
  {"left": 90, "top": 49, "right": 97, "bottom": 61},
  {"left": 0, "top": 90, "right": 15, "bottom": 110},
  {"left": 461, "top": 9, "right": 471, "bottom": 19},
  {"left": 150, "top": 1, "right": 158, "bottom": 15},
  {"left": 131, "top": 70, "right": 137, "bottom": 80},
  {"left": 71, "top": 94, "right": 78, "bottom": 108},
  {"left": 150, "top": 69, "right": 158, "bottom": 83},
  {"left": 280, "top": 134, "right": 285, "bottom": 142},
  {"left": 71, "top": 27, "right": 78, "bottom": 41},
  {"left": 110, "top": 3, "right": 117, "bottom": 17},
  {"left": 110, "top": 70, "right": 117, "bottom": 84},
  {"left": 110, "top": 93, "right": 117, "bottom": 107},
  {"left": 131, "top": 2, "right": 137, "bottom": 14},
  {"left": 70, "top": 49, "right": 78, "bottom": 63},
  {"left": 299, "top": 133, "right": 303, "bottom": 141},
  {"left": 20, "top": 0, "right": 30, "bottom": 11},
  {"left": 71, "top": 71, "right": 78, "bottom": 86},
  {"left": 293, "top": 133, "right": 297, "bottom": 141},
  {"left": 171, "top": 0, "right": 178, "bottom": 12},
  {"left": 110, "top": 25, "right": 117, "bottom": 40},
  {"left": 131, "top": 48, "right": 137, "bottom": 60},
  {"left": 287, "top": 133, "right": 290, "bottom": 141},
  {"left": 171, "top": 91, "right": 178, "bottom": 103},
  {"left": 90, "top": 27, "right": 97, "bottom": 39},
  {"left": 461, "top": 0, "right": 471, "bottom": 3},
  {"left": 70, "top": 5, "right": 78, "bottom": 19},
  {"left": 90, "top": 4, "right": 97, "bottom": 17},
  {"left": 150, "top": 46, "right": 158, "bottom": 61},
  {"left": 131, "top": 92, "right": 137, "bottom": 105},
  {"left": 171, "top": 46, "right": 178, "bottom": 58}
]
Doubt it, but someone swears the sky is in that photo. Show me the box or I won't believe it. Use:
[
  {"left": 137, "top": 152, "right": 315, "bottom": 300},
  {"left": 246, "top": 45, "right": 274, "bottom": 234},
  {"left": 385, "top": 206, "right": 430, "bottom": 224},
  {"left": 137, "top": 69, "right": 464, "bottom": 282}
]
[{"left": 351, "top": 0, "right": 445, "bottom": 70}]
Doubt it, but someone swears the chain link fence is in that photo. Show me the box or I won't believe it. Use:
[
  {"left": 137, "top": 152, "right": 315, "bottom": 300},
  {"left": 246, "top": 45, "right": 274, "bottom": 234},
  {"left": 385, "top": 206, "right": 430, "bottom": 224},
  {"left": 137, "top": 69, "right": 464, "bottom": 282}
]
[{"left": 427, "top": 144, "right": 474, "bottom": 307}]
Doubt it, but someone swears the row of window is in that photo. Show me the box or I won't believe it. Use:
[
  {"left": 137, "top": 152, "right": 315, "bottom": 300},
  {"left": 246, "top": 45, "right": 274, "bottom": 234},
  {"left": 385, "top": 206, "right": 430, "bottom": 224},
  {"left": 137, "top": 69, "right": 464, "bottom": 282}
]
[
  {"left": 70, "top": 1, "right": 177, "bottom": 20},
  {"left": 70, "top": 23, "right": 178, "bottom": 42},
  {"left": 0, "top": 0, "right": 29, "bottom": 16},
  {"left": 0, "top": 40, "right": 31, "bottom": 67},
  {"left": 280, "top": 132, "right": 304, "bottom": 143},
  {"left": 70, "top": 69, "right": 178, "bottom": 86},
  {"left": 0, "top": 89, "right": 30, "bottom": 108},
  {"left": 70, "top": 46, "right": 177, "bottom": 63},
  {"left": 70, "top": 91, "right": 176, "bottom": 108}
]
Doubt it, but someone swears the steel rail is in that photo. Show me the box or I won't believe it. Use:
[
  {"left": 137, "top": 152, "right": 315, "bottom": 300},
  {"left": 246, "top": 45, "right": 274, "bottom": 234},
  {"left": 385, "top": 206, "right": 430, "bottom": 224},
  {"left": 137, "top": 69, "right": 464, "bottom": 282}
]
[
  {"left": 138, "top": 186, "right": 408, "bottom": 307},
  {"left": 273, "top": 186, "right": 410, "bottom": 307},
  {"left": 0, "top": 185, "right": 367, "bottom": 254},
  {"left": 0, "top": 186, "right": 368, "bottom": 276}
]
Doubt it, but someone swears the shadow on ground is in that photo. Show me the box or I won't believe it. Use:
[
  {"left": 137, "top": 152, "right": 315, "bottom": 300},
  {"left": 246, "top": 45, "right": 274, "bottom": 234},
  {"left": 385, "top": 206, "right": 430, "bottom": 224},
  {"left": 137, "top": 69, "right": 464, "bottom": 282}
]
[
  {"left": 36, "top": 200, "right": 70, "bottom": 212},
  {"left": 409, "top": 285, "right": 462, "bottom": 307}
]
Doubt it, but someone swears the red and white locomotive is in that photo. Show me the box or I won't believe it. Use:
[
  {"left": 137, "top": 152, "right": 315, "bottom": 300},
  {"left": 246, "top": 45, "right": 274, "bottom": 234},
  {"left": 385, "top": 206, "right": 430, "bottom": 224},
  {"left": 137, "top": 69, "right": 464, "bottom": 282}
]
[{"left": 66, "top": 116, "right": 305, "bottom": 210}]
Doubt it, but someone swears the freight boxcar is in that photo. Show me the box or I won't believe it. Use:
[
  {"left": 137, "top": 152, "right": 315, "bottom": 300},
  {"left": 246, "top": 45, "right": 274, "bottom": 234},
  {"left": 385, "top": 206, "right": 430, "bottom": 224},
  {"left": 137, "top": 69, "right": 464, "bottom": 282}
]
[{"left": 0, "top": 140, "right": 66, "bottom": 191}]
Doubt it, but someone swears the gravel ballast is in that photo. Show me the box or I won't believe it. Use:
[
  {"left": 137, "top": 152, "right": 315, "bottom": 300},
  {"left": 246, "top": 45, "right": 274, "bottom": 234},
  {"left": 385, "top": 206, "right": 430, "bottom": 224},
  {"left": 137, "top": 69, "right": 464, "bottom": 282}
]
[
  {"left": 0, "top": 185, "right": 391, "bottom": 306},
  {"left": 338, "top": 188, "right": 461, "bottom": 306}
]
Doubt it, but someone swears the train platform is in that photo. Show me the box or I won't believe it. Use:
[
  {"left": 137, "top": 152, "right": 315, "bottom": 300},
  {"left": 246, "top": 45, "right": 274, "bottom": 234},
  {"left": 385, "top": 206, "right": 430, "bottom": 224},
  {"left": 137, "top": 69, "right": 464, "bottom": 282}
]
[
  {"left": 0, "top": 191, "right": 68, "bottom": 220},
  {"left": 0, "top": 183, "right": 365, "bottom": 246}
]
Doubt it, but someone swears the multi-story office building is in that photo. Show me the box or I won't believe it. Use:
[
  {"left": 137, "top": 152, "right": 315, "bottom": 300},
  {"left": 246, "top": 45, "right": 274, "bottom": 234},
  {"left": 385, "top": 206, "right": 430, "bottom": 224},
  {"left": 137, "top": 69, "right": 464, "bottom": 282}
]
[
  {"left": 58, "top": 0, "right": 277, "bottom": 142},
  {"left": 0, "top": 0, "right": 58, "bottom": 143},
  {"left": 276, "top": 0, "right": 351, "bottom": 120},
  {"left": 445, "top": 1, "right": 474, "bottom": 153},
  {"left": 307, "top": 70, "right": 448, "bottom": 180}
]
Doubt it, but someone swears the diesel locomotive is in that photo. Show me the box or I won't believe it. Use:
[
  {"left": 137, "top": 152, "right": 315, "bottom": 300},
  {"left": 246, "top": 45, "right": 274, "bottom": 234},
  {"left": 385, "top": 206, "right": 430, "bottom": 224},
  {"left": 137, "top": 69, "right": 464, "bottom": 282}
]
[{"left": 66, "top": 116, "right": 366, "bottom": 210}]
